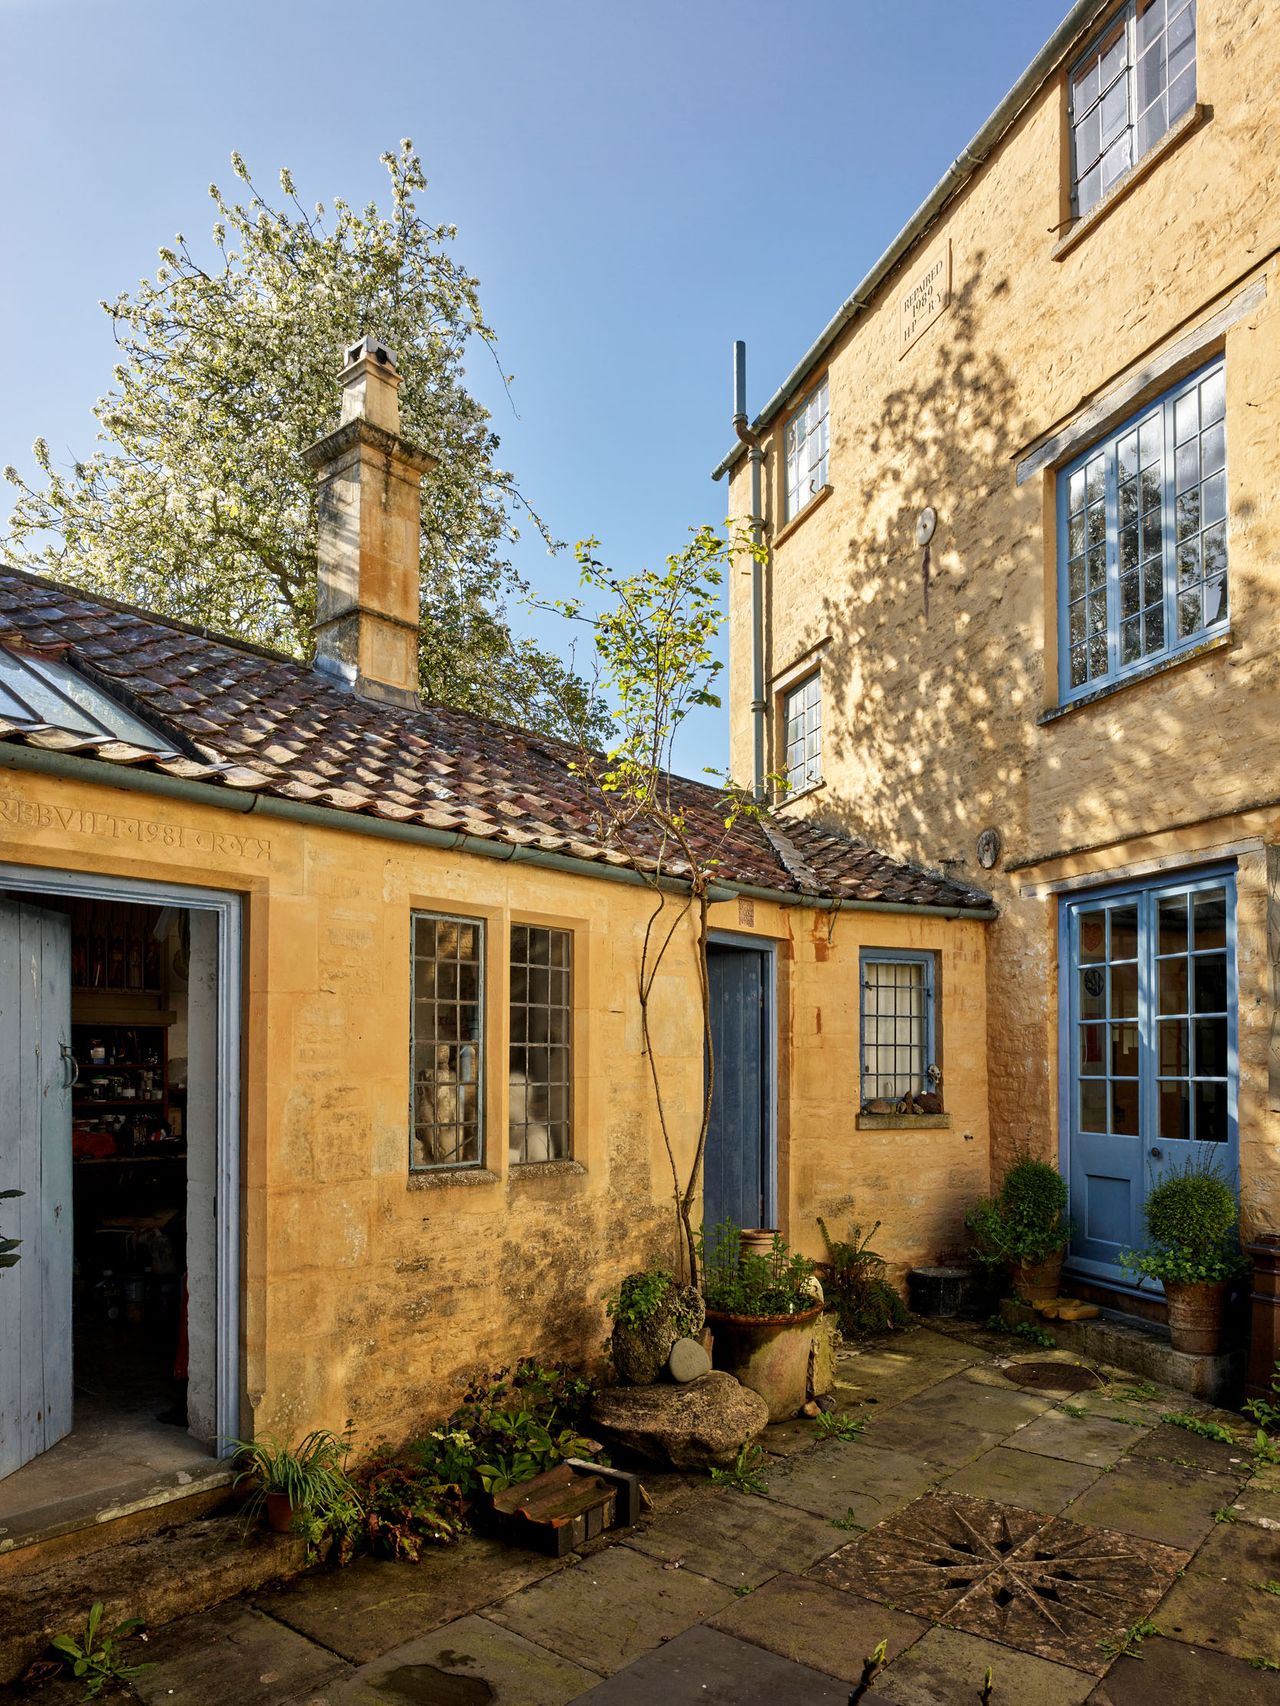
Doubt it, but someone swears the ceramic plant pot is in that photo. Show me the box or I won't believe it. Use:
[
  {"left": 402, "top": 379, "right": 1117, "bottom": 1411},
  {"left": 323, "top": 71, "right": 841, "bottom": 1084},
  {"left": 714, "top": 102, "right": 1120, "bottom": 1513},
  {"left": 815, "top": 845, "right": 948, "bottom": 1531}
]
[
  {"left": 1164, "top": 1278, "right": 1230, "bottom": 1356},
  {"left": 265, "top": 1492, "right": 299, "bottom": 1533},
  {"left": 739, "top": 1229, "right": 779, "bottom": 1258},
  {"left": 705, "top": 1304, "right": 824, "bottom": 1421},
  {"left": 1010, "top": 1248, "right": 1065, "bottom": 1304}
]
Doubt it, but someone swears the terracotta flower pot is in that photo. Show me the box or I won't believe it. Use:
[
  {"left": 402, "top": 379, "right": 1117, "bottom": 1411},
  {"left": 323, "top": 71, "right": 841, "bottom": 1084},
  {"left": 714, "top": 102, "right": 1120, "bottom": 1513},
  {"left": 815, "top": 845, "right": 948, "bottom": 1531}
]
[
  {"left": 1164, "top": 1278, "right": 1230, "bottom": 1356},
  {"left": 705, "top": 1304, "right": 824, "bottom": 1422},
  {"left": 265, "top": 1492, "right": 299, "bottom": 1533},
  {"left": 1010, "top": 1248, "right": 1065, "bottom": 1304},
  {"left": 739, "top": 1229, "right": 779, "bottom": 1258}
]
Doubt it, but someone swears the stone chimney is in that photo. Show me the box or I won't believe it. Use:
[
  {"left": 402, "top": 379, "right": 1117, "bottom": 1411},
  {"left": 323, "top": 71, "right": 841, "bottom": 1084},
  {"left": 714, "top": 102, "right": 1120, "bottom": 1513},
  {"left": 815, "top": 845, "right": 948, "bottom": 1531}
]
[{"left": 302, "top": 335, "right": 436, "bottom": 707}]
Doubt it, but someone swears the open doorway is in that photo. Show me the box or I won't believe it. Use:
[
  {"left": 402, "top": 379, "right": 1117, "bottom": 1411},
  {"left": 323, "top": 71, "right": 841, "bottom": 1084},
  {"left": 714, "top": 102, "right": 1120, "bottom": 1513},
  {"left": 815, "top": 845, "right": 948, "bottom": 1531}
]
[{"left": 0, "top": 876, "right": 239, "bottom": 1536}]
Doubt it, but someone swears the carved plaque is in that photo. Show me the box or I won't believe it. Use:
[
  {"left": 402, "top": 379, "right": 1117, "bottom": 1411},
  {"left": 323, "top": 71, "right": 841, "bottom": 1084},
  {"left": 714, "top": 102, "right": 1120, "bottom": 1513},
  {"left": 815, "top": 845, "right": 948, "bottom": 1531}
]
[{"left": 899, "top": 241, "right": 952, "bottom": 358}]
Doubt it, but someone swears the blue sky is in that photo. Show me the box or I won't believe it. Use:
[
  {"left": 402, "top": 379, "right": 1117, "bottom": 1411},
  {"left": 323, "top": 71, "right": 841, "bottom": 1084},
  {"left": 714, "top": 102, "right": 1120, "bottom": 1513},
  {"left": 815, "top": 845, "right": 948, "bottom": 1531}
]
[{"left": 0, "top": 0, "right": 1068, "bottom": 774}]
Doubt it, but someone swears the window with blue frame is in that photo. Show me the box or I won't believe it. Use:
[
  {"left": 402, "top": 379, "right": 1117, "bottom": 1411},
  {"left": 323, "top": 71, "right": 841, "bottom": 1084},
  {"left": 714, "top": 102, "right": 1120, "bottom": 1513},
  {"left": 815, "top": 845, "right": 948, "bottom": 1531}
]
[
  {"left": 859, "top": 951, "right": 935, "bottom": 1105},
  {"left": 1058, "top": 360, "right": 1226, "bottom": 702}
]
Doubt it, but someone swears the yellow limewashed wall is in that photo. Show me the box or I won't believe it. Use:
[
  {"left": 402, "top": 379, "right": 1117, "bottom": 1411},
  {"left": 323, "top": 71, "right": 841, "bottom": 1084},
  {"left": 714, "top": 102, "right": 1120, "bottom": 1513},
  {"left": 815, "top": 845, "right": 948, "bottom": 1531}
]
[
  {"left": 0, "top": 765, "right": 987, "bottom": 1445},
  {"left": 727, "top": 0, "right": 1280, "bottom": 1235}
]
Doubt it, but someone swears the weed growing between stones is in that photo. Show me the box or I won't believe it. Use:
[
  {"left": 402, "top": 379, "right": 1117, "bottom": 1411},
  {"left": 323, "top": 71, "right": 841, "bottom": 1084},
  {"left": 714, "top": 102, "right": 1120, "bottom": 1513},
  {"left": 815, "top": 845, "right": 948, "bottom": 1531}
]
[
  {"left": 49, "top": 1602, "right": 153, "bottom": 1697},
  {"left": 708, "top": 1443, "right": 769, "bottom": 1495},
  {"left": 1098, "top": 1618, "right": 1161, "bottom": 1661},
  {"left": 814, "top": 1410, "right": 867, "bottom": 1442},
  {"left": 1160, "top": 1411, "right": 1237, "bottom": 1444}
]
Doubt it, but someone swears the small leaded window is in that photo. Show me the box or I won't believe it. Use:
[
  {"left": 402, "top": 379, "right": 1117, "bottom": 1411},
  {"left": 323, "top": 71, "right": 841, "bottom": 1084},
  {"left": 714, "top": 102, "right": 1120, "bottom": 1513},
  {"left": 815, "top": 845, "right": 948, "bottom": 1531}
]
[
  {"left": 1059, "top": 360, "right": 1225, "bottom": 701},
  {"left": 1069, "top": 0, "right": 1196, "bottom": 219},
  {"left": 411, "top": 913, "right": 483, "bottom": 1169},
  {"left": 860, "top": 953, "right": 935, "bottom": 1105},
  {"left": 509, "top": 924, "right": 571, "bottom": 1163},
  {"left": 782, "top": 673, "right": 822, "bottom": 792},
  {"left": 783, "top": 377, "right": 829, "bottom": 521}
]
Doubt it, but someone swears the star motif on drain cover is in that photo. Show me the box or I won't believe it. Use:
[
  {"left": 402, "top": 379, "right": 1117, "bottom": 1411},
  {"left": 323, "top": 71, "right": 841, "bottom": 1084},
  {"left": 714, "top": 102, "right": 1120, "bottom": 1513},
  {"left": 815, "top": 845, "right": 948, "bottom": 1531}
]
[{"left": 814, "top": 1493, "right": 1187, "bottom": 1674}]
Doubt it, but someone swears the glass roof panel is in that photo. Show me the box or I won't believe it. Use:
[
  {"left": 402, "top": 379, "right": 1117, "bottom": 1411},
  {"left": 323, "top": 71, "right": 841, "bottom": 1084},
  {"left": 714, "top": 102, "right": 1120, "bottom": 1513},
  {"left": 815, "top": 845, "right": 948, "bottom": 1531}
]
[{"left": 0, "top": 646, "right": 176, "bottom": 753}]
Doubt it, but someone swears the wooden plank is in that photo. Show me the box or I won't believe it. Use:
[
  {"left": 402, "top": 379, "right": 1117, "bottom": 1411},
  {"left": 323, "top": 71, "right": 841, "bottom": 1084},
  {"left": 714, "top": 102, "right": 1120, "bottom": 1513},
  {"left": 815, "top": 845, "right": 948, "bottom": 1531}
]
[
  {"left": 0, "top": 903, "right": 25, "bottom": 1480},
  {"left": 38, "top": 908, "right": 73, "bottom": 1451}
]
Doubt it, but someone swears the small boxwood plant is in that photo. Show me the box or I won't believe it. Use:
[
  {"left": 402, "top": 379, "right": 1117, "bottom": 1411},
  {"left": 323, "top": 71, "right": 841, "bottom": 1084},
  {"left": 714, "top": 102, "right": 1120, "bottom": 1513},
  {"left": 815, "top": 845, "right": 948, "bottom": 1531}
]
[
  {"left": 1120, "top": 1155, "right": 1247, "bottom": 1286},
  {"left": 967, "top": 1155, "right": 1071, "bottom": 1267}
]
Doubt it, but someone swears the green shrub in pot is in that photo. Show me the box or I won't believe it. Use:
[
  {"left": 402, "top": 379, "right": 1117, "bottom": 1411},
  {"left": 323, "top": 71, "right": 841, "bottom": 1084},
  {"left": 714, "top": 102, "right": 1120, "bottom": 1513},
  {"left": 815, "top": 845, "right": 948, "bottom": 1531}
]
[
  {"left": 1120, "top": 1156, "right": 1247, "bottom": 1355},
  {"left": 697, "top": 1220, "right": 817, "bottom": 1317},
  {"left": 966, "top": 1155, "right": 1072, "bottom": 1302}
]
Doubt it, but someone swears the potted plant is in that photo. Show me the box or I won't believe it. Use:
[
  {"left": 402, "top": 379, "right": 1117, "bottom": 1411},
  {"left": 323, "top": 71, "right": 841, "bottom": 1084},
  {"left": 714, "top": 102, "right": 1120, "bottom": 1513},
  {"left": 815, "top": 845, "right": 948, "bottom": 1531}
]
[
  {"left": 697, "top": 1220, "right": 823, "bottom": 1420},
  {"left": 967, "top": 1155, "right": 1072, "bottom": 1303},
  {"left": 1121, "top": 1157, "right": 1247, "bottom": 1355},
  {"left": 228, "top": 1428, "right": 361, "bottom": 1534}
]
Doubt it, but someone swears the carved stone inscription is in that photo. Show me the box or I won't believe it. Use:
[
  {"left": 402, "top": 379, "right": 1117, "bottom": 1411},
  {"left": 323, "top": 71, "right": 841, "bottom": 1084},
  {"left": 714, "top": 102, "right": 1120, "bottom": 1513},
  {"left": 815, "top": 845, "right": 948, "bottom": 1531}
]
[
  {"left": 0, "top": 791, "right": 271, "bottom": 862},
  {"left": 899, "top": 241, "right": 952, "bottom": 358}
]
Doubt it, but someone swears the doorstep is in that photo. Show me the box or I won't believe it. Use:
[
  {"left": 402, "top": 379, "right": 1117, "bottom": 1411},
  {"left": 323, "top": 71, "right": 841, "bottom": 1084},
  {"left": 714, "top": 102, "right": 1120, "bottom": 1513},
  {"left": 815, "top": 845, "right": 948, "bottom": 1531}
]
[
  {"left": 0, "top": 1462, "right": 236, "bottom": 1578},
  {"left": 1002, "top": 1300, "right": 1242, "bottom": 1403}
]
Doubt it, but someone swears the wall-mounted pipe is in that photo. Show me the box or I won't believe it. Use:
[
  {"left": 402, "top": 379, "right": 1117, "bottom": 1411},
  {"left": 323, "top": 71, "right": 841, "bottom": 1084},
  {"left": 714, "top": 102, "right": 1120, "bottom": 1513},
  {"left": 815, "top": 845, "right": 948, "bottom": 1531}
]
[{"left": 732, "top": 340, "right": 768, "bottom": 805}]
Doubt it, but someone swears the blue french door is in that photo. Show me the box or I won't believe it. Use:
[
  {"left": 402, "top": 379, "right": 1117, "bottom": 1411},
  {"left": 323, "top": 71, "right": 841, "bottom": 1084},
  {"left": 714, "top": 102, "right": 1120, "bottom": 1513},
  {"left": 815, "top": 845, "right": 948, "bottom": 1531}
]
[
  {"left": 1062, "top": 868, "right": 1238, "bottom": 1282},
  {"left": 704, "top": 943, "right": 772, "bottom": 1233}
]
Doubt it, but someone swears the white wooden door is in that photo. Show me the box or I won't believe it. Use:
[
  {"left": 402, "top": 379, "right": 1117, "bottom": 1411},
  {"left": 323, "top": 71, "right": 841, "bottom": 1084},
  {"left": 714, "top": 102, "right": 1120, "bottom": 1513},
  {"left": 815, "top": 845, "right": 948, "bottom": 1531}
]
[{"left": 0, "top": 900, "right": 74, "bottom": 1479}]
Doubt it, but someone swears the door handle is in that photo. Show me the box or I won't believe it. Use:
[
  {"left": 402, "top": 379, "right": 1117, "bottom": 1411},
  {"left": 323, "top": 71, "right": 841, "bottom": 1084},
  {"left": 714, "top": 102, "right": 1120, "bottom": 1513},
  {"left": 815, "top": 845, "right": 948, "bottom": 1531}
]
[
  {"left": 60, "top": 1042, "right": 79, "bottom": 1090},
  {"left": 1149, "top": 1146, "right": 1162, "bottom": 1159}
]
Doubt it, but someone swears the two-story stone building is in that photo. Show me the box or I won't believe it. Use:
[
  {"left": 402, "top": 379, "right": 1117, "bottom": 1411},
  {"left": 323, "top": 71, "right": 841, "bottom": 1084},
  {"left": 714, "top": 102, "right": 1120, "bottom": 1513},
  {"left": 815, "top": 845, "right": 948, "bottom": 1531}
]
[{"left": 718, "top": 0, "right": 1279, "bottom": 1304}]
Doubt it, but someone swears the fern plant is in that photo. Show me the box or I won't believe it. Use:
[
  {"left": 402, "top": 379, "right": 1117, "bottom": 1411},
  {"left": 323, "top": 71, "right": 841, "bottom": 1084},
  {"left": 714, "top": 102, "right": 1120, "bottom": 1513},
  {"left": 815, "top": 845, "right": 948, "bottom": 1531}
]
[{"left": 817, "top": 1215, "right": 909, "bottom": 1337}]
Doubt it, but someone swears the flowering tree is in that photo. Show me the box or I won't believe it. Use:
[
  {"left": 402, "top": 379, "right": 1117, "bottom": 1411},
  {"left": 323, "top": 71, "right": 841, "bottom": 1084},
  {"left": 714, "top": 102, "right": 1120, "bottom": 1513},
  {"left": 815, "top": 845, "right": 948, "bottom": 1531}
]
[
  {"left": 557, "top": 525, "right": 771, "bottom": 1287},
  {"left": 3, "top": 142, "right": 601, "bottom": 740}
]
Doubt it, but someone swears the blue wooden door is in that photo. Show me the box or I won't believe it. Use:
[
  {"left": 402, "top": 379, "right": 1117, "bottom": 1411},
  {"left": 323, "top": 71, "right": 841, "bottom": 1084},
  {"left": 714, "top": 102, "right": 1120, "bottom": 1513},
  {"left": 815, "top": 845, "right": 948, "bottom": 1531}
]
[
  {"left": 1063, "top": 870, "right": 1238, "bottom": 1283},
  {"left": 703, "top": 945, "right": 770, "bottom": 1233},
  {"left": 0, "top": 900, "right": 74, "bottom": 1478}
]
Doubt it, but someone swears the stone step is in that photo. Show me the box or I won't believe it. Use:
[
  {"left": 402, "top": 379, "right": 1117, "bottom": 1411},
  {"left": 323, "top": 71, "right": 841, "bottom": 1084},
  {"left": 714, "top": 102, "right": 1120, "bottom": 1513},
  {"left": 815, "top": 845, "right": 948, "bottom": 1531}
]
[
  {"left": 0, "top": 1464, "right": 238, "bottom": 1580},
  {"left": 1003, "top": 1299, "right": 1242, "bottom": 1403},
  {"left": 0, "top": 1512, "right": 307, "bottom": 1685}
]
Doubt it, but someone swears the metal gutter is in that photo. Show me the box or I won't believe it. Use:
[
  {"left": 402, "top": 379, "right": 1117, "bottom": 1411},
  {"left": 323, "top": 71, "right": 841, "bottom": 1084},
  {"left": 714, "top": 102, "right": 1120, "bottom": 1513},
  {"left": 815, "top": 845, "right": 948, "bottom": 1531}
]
[
  {"left": 711, "top": 0, "right": 1109, "bottom": 481},
  {"left": 0, "top": 741, "right": 994, "bottom": 918}
]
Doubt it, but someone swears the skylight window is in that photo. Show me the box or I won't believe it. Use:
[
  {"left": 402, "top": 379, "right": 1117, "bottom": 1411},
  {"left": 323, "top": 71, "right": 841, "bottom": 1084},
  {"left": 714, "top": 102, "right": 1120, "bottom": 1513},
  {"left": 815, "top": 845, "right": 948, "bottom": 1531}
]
[{"left": 0, "top": 647, "right": 177, "bottom": 755}]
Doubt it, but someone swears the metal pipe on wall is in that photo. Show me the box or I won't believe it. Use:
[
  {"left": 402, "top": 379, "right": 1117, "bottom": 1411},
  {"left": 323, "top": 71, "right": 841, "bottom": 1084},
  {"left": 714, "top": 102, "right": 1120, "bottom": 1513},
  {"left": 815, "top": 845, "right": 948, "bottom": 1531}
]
[{"left": 732, "top": 340, "right": 768, "bottom": 804}]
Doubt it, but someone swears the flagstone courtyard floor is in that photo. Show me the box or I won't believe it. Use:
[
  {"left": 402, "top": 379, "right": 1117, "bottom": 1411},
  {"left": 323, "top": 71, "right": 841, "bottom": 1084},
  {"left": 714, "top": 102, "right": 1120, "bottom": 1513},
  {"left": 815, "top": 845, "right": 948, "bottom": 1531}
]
[{"left": 9, "top": 1323, "right": 1280, "bottom": 1704}]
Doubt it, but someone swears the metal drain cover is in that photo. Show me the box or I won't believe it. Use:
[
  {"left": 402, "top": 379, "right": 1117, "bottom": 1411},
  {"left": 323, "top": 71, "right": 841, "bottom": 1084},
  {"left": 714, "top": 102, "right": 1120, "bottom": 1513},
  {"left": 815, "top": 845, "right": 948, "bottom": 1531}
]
[{"left": 1003, "top": 1360, "right": 1103, "bottom": 1394}]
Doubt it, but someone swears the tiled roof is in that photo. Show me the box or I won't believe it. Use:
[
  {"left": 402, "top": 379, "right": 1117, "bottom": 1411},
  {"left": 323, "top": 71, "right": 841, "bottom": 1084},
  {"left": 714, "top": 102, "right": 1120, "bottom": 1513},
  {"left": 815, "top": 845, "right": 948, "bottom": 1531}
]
[{"left": 0, "top": 566, "right": 991, "bottom": 913}]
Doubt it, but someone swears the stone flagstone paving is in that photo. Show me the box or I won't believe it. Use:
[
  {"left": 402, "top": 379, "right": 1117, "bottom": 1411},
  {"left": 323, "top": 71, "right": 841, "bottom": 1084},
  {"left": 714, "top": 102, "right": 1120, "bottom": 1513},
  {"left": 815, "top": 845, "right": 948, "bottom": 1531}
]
[{"left": 7, "top": 1323, "right": 1279, "bottom": 1704}]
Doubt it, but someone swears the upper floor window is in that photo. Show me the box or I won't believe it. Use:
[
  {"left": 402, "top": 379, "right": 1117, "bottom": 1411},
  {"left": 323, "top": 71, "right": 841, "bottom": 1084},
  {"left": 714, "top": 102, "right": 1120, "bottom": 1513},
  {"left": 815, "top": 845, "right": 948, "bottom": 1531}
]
[
  {"left": 1058, "top": 360, "right": 1226, "bottom": 702},
  {"left": 782, "top": 672, "right": 822, "bottom": 792},
  {"left": 783, "top": 377, "right": 829, "bottom": 521},
  {"left": 509, "top": 924, "right": 572, "bottom": 1164},
  {"left": 1070, "top": 0, "right": 1196, "bottom": 218},
  {"left": 411, "top": 912, "right": 484, "bottom": 1169},
  {"left": 860, "top": 952, "right": 936, "bottom": 1107}
]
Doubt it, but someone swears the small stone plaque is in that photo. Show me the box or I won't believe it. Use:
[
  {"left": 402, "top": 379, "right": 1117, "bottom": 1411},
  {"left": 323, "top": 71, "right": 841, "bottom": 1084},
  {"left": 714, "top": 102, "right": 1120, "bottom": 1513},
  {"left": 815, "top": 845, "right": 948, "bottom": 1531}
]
[{"left": 899, "top": 241, "right": 952, "bottom": 357}]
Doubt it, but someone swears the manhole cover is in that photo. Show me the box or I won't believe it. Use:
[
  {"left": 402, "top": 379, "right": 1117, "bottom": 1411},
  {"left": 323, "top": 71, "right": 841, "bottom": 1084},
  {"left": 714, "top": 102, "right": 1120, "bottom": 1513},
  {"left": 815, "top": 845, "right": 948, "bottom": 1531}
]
[
  {"left": 1003, "top": 1360, "right": 1102, "bottom": 1394},
  {"left": 816, "top": 1492, "right": 1187, "bottom": 1674}
]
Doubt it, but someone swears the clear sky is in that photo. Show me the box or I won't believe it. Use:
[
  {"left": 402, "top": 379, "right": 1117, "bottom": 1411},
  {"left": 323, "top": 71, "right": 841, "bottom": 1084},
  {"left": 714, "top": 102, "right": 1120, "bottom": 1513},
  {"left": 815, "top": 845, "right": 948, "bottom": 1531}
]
[{"left": 0, "top": 0, "right": 1069, "bottom": 775}]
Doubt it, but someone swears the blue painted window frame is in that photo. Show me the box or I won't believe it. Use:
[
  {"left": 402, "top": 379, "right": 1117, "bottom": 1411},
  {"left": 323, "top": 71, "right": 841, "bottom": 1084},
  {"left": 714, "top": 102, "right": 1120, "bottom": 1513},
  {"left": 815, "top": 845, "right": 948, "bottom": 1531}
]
[
  {"left": 1056, "top": 358, "right": 1227, "bottom": 705},
  {"left": 859, "top": 949, "right": 936, "bottom": 1105},
  {"left": 1057, "top": 863, "right": 1239, "bottom": 1274}
]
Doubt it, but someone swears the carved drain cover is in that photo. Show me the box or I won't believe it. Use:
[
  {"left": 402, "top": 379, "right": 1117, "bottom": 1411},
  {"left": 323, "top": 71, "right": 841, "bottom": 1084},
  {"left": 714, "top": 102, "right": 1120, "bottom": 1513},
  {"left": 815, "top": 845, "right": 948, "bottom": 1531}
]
[
  {"left": 816, "top": 1493, "right": 1187, "bottom": 1674},
  {"left": 1003, "top": 1361, "right": 1103, "bottom": 1394}
]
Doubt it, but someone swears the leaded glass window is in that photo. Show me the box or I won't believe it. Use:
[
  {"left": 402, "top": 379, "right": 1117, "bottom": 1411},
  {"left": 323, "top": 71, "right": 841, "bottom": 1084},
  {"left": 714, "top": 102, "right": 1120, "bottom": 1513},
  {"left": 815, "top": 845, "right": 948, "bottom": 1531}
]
[
  {"left": 783, "top": 377, "right": 829, "bottom": 521},
  {"left": 1070, "top": 0, "right": 1196, "bottom": 219},
  {"left": 1060, "top": 360, "right": 1226, "bottom": 701},
  {"left": 411, "top": 913, "right": 483, "bottom": 1169},
  {"left": 782, "top": 673, "right": 822, "bottom": 792},
  {"left": 509, "top": 924, "right": 572, "bottom": 1163},
  {"left": 860, "top": 953, "right": 935, "bottom": 1105}
]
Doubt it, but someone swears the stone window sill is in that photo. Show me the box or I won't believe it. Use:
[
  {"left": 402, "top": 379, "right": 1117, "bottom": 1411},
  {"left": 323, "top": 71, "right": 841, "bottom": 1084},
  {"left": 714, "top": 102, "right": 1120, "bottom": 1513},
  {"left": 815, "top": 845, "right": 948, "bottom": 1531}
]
[
  {"left": 856, "top": 1113, "right": 951, "bottom": 1131},
  {"left": 775, "top": 777, "right": 826, "bottom": 809},
  {"left": 510, "top": 1159, "right": 586, "bottom": 1180},
  {"left": 1052, "top": 105, "right": 1209, "bottom": 263},
  {"left": 1039, "top": 629, "right": 1234, "bottom": 724},
  {"left": 407, "top": 1166, "right": 500, "bottom": 1191},
  {"left": 773, "top": 483, "right": 833, "bottom": 548}
]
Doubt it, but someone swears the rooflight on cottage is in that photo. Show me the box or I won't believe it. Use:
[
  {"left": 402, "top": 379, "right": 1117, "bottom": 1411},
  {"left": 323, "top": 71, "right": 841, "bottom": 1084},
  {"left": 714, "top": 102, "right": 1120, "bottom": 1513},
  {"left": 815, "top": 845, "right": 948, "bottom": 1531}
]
[{"left": 0, "top": 646, "right": 178, "bottom": 756}]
